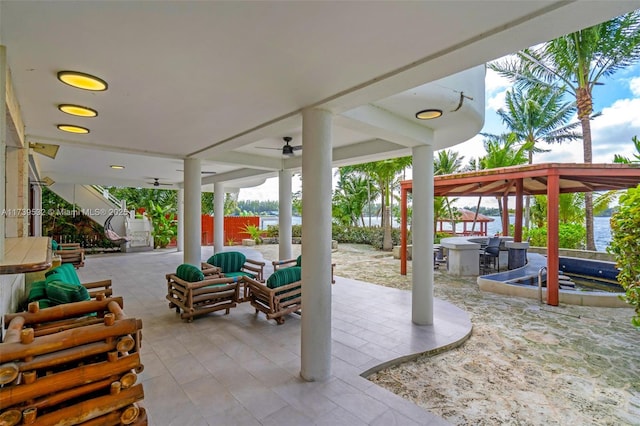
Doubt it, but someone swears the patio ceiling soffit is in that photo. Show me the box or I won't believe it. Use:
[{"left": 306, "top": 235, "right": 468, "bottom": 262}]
[{"left": 337, "top": 106, "right": 435, "bottom": 149}]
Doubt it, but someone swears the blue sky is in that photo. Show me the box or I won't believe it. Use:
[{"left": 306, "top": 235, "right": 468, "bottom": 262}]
[
  {"left": 239, "top": 61, "right": 640, "bottom": 202},
  {"left": 455, "top": 62, "right": 640, "bottom": 164}
]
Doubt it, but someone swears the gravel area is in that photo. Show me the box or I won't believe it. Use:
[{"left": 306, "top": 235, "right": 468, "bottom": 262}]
[{"left": 252, "top": 243, "right": 640, "bottom": 426}]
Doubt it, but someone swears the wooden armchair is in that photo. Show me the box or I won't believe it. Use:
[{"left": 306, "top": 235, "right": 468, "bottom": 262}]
[
  {"left": 272, "top": 254, "right": 335, "bottom": 284},
  {"left": 203, "top": 251, "right": 266, "bottom": 301},
  {"left": 52, "top": 240, "right": 85, "bottom": 269},
  {"left": 166, "top": 264, "right": 240, "bottom": 322},
  {"left": 245, "top": 267, "right": 302, "bottom": 325}
]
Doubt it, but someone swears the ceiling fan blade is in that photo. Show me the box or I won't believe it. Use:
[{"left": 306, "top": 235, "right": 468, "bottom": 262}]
[
  {"left": 255, "top": 146, "right": 281, "bottom": 151},
  {"left": 292, "top": 145, "right": 303, "bottom": 151}
]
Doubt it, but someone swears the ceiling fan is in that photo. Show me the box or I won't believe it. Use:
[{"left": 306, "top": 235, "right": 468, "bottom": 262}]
[
  {"left": 146, "top": 178, "right": 173, "bottom": 187},
  {"left": 31, "top": 176, "right": 55, "bottom": 186},
  {"left": 176, "top": 169, "right": 216, "bottom": 175},
  {"left": 257, "top": 136, "right": 302, "bottom": 156}
]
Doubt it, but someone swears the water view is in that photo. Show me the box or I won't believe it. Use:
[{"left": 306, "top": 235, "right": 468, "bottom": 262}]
[{"left": 260, "top": 215, "right": 614, "bottom": 252}]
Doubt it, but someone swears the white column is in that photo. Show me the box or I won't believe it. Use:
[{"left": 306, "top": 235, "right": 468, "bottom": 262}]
[
  {"left": 411, "top": 144, "right": 434, "bottom": 325},
  {"left": 214, "top": 182, "right": 225, "bottom": 254},
  {"left": 176, "top": 188, "right": 184, "bottom": 252},
  {"left": 183, "top": 158, "right": 201, "bottom": 266},
  {"left": 278, "top": 169, "right": 293, "bottom": 260},
  {"left": 0, "top": 46, "right": 6, "bottom": 260},
  {"left": 300, "top": 108, "right": 332, "bottom": 381},
  {"left": 32, "top": 184, "right": 43, "bottom": 237}
]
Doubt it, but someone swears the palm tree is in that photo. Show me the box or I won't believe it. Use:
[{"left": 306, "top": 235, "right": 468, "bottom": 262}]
[
  {"left": 332, "top": 170, "right": 372, "bottom": 227},
  {"left": 483, "top": 85, "right": 581, "bottom": 227},
  {"left": 434, "top": 150, "right": 465, "bottom": 232},
  {"left": 489, "top": 10, "right": 640, "bottom": 250},
  {"left": 479, "top": 133, "right": 532, "bottom": 228},
  {"left": 343, "top": 157, "right": 412, "bottom": 250}
]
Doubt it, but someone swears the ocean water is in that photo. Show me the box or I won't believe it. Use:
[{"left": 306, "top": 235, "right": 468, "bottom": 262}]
[{"left": 260, "top": 215, "right": 613, "bottom": 252}]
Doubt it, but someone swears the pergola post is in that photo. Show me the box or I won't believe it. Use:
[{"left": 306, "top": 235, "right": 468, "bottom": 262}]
[
  {"left": 546, "top": 172, "right": 560, "bottom": 306},
  {"left": 515, "top": 178, "right": 524, "bottom": 242},
  {"left": 502, "top": 195, "right": 509, "bottom": 236}
]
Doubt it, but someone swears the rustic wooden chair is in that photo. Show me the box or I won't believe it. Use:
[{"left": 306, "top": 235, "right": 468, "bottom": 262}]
[
  {"left": 166, "top": 264, "right": 240, "bottom": 322},
  {"left": 245, "top": 267, "right": 302, "bottom": 325},
  {"left": 272, "top": 254, "right": 335, "bottom": 284},
  {"left": 52, "top": 240, "right": 85, "bottom": 269},
  {"left": 202, "top": 251, "right": 265, "bottom": 301}
]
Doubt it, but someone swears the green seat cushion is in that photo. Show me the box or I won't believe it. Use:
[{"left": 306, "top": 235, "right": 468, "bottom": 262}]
[
  {"left": 223, "top": 271, "right": 255, "bottom": 279},
  {"left": 45, "top": 264, "right": 81, "bottom": 286},
  {"left": 267, "top": 267, "right": 302, "bottom": 289},
  {"left": 296, "top": 255, "right": 302, "bottom": 267},
  {"left": 176, "top": 264, "right": 205, "bottom": 282},
  {"left": 51, "top": 240, "right": 59, "bottom": 250},
  {"left": 45, "top": 280, "right": 90, "bottom": 305},
  {"left": 207, "top": 252, "right": 246, "bottom": 273},
  {"left": 28, "top": 280, "right": 47, "bottom": 302},
  {"left": 37, "top": 299, "right": 53, "bottom": 309}
]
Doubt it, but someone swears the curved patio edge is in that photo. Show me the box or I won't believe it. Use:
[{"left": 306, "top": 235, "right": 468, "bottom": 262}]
[{"left": 330, "top": 279, "right": 474, "bottom": 378}]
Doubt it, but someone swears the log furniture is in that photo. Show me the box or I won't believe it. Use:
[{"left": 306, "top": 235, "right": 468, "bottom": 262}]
[
  {"left": 25, "top": 263, "right": 112, "bottom": 309},
  {"left": 245, "top": 266, "right": 302, "bottom": 325},
  {"left": 272, "top": 254, "right": 335, "bottom": 284},
  {"left": 202, "top": 251, "right": 266, "bottom": 301},
  {"left": 52, "top": 240, "right": 85, "bottom": 269},
  {"left": 166, "top": 264, "right": 241, "bottom": 322},
  {"left": 1, "top": 297, "right": 146, "bottom": 425}
]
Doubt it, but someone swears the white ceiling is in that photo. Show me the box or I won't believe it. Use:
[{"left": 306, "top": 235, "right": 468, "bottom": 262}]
[{"left": 1, "top": 1, "right": 637, "bottom": 190}]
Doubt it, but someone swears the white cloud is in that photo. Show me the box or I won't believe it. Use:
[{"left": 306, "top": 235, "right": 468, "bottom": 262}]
[
  {"left": 629, "top": 76, "right": 640, "bottom": 96},
  {"left": 487, "top": 89, "right": 507, "bottom": 112},
  {"left": 484, "top": 68, "right": 512, "bottom": 94}
]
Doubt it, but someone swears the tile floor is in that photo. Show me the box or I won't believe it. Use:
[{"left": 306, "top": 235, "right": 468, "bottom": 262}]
[{"left": 77, "top": 247, "right": 471, "bottom": 425}]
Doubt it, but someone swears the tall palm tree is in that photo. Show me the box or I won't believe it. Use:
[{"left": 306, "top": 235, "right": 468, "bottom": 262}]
[
  {"left": 343, "top": 157, "right": 412, "bottom": 250},
  {"left": 490, "top": 10, "right": 640, "bottom": 250},
  {"left": 483, "top": 86, "right": 581, "bottom": 227}
]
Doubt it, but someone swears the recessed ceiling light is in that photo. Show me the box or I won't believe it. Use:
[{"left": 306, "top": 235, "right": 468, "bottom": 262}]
[
  {"left": 58, "top": 104, "right": 98, "bottom": 117},
  {"left": 110, "top": 165, "right": 125, "bottom": 169},
  {"left": 57, "top": 124, "right": 90, "bottom": 134},
  {"left": 57, "top": 71, "right": 108, "bottom": 91},
  {"left": 415, "top": 109, "right": 443, "bottom": 120}
]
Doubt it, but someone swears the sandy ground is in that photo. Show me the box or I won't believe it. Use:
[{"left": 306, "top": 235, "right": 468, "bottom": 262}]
[{"left": 252, "top": 243, "right": 640, "bottom": 426}]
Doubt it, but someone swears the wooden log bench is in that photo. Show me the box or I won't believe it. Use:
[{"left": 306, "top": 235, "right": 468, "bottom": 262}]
[{"left": 0, "top": 297, "right": 146, "bottom": 425}]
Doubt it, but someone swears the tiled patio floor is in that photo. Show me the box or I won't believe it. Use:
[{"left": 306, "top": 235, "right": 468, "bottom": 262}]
[{"left": 77, "top": 247, "right": 471, "bottom": 425}]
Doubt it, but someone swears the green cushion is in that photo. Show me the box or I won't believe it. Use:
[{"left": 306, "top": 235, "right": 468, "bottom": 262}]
[
  {"left": 37, "top": 299, "right": 53, "bottom": 309},
  {"left": 28, "top": 280, "right": 47, "bottom": 302},
  {"left": 224, "top": 271, "right": 255, "bottom": 279},
  {"left": 295, "top": 255, "right": 302, "bottom": 267},
  {"left": 45, "top": 264, "right": 81, "bottom": 285},
  {"left": 267, "top": 267, "right": 302, "bottom": 289},
  {"left": 51, "top": 240, "right": 59, "bottom": 250},
  {"left": 176, "top": 264, "right": 205, "bottom": 282},
  {"left": 45, "top": 280, "right": 90, "bottom": 305},
  {"left": 207, "top": 252, "right": 246, "bottom": 273}
]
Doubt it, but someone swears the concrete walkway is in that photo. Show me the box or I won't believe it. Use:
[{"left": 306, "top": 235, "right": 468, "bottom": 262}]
[{"left": 77, "top": 247, "right": 471, "bottom": 425}]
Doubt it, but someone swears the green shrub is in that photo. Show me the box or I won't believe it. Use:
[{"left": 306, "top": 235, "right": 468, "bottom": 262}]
[
  {"left": 265, "top": 225, "right": 279, "bottom": 237},
  {"left": 292, "top": 224, "right": 302, "bottom": 238},
  {"left": 608, "top": 184, "right": 640, "bottom": 328},
  {"left": 330, "top": 225, "right": 400, "bottom": 250},
  {"left": 524, "top": 224, "right": 585, "bottom": 249}
]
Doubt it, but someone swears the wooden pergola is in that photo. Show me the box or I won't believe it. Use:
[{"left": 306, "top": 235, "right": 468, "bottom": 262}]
[
  {"left": 400, "top": 163, "right": 640, "bottom": 306},
  {"left": 436, "top": 208, "right": 494, "bottom": 236}
]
